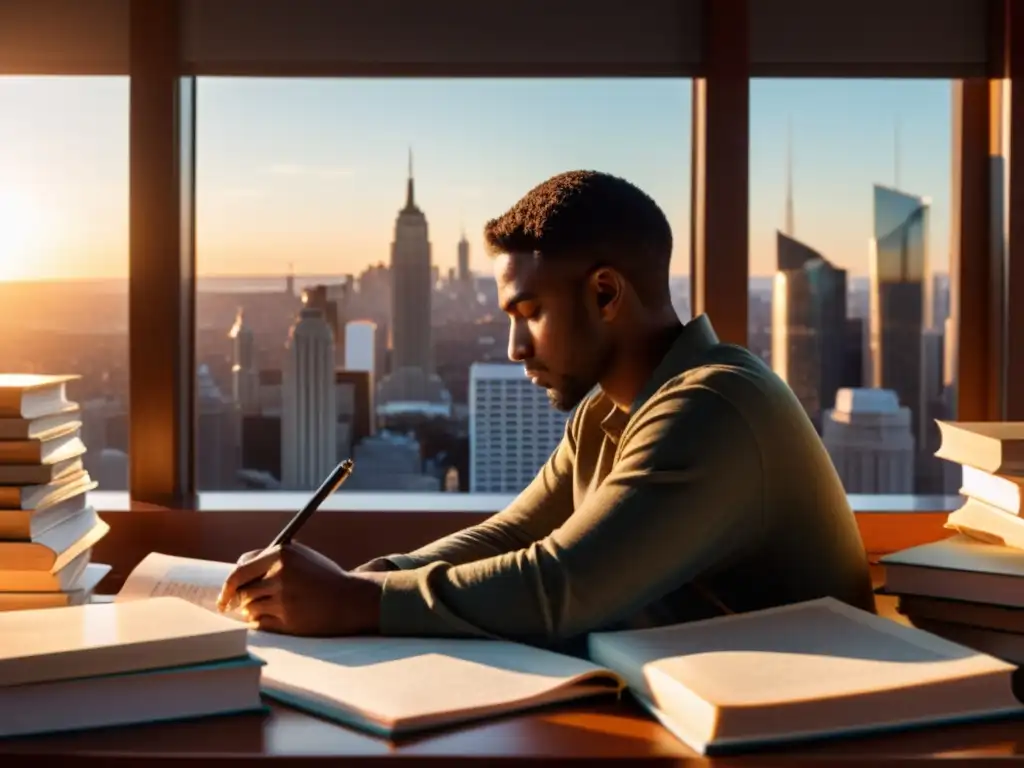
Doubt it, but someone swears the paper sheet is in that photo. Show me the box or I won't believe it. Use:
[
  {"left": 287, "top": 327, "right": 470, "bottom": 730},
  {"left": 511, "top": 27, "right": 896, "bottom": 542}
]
[
  {"left": 247, "top": 632, "right": 620, "bottom": 732},
  {"left": 116, "top": 552, "right": 244, "bottom": 621}
]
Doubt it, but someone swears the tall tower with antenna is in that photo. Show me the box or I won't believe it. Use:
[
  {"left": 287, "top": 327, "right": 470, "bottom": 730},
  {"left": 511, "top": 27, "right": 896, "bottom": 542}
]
[
  {"left": 457, "top": 224, "right": 470, "bottom": 284},
  {"left": 390, "top": 148, "right": 433, "bottom": 373}
]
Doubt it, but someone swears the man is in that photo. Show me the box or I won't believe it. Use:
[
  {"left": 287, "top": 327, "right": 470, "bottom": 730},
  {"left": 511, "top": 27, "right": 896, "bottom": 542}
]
[{"left": 218, "top": 170, "right": 875, "bottom": 646}]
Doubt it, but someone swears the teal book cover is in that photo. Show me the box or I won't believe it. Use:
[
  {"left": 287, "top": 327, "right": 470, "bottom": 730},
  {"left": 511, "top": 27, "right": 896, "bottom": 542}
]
[{"left": 0, "top": 654, "right": 268, "bottom": 740}]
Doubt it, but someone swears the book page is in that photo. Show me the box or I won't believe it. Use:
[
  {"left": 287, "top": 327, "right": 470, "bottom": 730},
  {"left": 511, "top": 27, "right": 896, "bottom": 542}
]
[
  {"left": 589, "top": 598, "right": 1011, "bottom": 709},
  {"left": 116, "top": 552, "right": 243, "bottom": 621},
  {"left": 247, "top": 633, "right": 621, "bottom": 732}
]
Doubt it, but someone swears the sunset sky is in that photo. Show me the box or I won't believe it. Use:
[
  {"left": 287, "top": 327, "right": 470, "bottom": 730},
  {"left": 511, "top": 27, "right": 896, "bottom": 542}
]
[{"left": 0, "top": 76, "right": 951, "bottom": 281}]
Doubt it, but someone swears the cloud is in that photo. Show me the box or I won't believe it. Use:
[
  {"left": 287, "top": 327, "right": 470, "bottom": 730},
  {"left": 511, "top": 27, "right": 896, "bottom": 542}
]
[{"left": 264, "top": 163, "right": 355, "bottom": 179}]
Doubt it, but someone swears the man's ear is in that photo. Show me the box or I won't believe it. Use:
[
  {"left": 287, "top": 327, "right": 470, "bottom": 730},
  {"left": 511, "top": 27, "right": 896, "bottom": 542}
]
[{"left": 588, "top": 267, "right": 626, "bottom": 319}]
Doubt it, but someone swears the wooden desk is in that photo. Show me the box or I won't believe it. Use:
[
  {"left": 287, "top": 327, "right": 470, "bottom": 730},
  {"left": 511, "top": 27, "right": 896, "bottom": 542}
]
[
  {"left": 1, "top": 696, "right": 1024, "bottom": 766},
  {"left": 2, "top": 579, "right": 1016, "bottom": 764}
]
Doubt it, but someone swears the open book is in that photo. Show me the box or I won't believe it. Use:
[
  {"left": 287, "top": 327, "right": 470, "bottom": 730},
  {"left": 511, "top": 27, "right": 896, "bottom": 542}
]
[
  {"left": 589, "top": 598, "right": 1022, "bottom": 754},
  {"left": 115, "top": 553, "right": 623, "bottom": 737}
]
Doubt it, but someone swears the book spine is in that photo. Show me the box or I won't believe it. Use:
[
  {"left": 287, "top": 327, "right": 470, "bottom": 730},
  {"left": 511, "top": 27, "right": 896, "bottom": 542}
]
[
  {"left": 0, "top": 510, "right": 32, "bottom": 540},
  {"left": 0, "top": 489, "right": 23, "bottom": 508},
  {"left": 0, "top": 392, "right": 21, "bottom": 419},
  {"left": 0, "top": 443, "right": 42, "bottom": 465},
  {"left": 0, "top": 542, "right": 52, "bottom": 571}
]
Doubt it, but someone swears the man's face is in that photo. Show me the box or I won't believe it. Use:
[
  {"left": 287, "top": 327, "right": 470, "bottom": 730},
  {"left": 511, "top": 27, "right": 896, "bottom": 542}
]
[{"left": 494, "top": 252, "right": 613, "bottom": 411}]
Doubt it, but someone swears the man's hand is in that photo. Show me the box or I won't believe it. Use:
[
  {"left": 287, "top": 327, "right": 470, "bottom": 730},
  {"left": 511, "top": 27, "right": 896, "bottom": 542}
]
[{"left": 216, "top": 542, "right": 383, "bottom": 637}]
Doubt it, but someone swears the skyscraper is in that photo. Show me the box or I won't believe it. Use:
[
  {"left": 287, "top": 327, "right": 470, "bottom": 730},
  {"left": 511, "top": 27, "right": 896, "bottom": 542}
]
[
  {"left": 843, "top": 318, "right": 865, "bottom": 389},
  {"left": 469, "top": 363, "right": 569, "bottom": 493},
  {"left": 822, "top": 388, "right": 915, "bottom": 494},
  {"left": 377, "top": 152, "right": 451, "bottom": 410},
  {"left": 302, "top": 283, "right": 348, "bottom": 363},
  {"left": 197, "top": 363, "right": 240, "bottom": 489},
  {"left": 390, "top": 150, "right": 433, "bottom": 374},
  {"left": 281, "top": 306, "right": 337, "bottom": 489},
  {"left": 457, "top": 228, "right": 470, "bottom": 284},
  {"left": 228, "top": 308, "right": 260, "bottom": 413},
  {"left": 344, "top": 320, "right": 377, "bottom": 380},
  {"left": 868, "top": 184, "right": 930, "bottom": 481},
  {"left": 770, "top": 132, "right": 848, "bottom": 428},
  {"left": 772, "top": 239, "right": 848, "bottom": 428}
]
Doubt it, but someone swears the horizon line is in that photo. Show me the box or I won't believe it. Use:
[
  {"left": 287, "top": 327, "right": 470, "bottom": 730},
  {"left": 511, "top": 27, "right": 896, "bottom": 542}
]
[{"left": 0, "top": 271, "right": 950, "bottom": 286}]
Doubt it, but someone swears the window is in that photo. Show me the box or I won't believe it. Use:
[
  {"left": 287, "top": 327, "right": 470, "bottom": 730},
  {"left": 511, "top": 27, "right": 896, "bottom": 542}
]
[
  {"left": 749, "top": 79, "right": 958, "bottom": 497},
  {"left": 195, "top": 78, "right": 691, "bottom": 493},
  {"left": 0, "top": 76, "right": 129, "bottom": 491}
]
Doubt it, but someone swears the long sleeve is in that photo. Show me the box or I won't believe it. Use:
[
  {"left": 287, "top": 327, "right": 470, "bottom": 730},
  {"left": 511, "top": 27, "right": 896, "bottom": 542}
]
[
  {"left": 360, "top": 409, "right": 580, "bottom": 572},
  {"left": 377, "top": 384, "right": 765, "bottom": 645}
]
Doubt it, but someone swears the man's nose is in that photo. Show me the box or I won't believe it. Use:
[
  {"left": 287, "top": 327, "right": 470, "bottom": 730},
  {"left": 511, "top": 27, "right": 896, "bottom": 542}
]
[{"left": 508, "top": 323, "right": 533, "bottom": 362}]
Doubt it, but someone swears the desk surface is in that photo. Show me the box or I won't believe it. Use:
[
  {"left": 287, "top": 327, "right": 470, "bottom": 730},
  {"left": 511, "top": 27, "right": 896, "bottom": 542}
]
[
  {"left": 1, "top": 696, "right": 1024, "bottom": 765},
  {"left": 4, "top": 593, "right": 1023, "bottom": 764}
]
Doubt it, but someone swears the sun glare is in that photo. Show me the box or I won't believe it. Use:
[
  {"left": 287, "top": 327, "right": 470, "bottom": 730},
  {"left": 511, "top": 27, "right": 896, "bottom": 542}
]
[{"left": 0, "top": 186, "right": 40, "bottom": 281}]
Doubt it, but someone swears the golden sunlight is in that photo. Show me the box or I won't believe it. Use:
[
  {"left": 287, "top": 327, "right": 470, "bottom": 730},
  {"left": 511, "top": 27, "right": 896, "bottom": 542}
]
[{"left": 0, "top": 186, "right": 41, "bottom": 280}]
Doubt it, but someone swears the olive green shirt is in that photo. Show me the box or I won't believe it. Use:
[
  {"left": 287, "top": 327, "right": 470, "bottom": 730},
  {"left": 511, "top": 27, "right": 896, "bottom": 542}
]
[{"left": 371, "top": 315, "right": 875, "bottom": 646}]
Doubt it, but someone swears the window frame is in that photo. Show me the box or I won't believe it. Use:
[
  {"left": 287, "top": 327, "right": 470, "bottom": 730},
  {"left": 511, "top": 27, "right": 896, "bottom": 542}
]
[{"left": 1, "top": 0, "right": 1020, "bottom": 555}]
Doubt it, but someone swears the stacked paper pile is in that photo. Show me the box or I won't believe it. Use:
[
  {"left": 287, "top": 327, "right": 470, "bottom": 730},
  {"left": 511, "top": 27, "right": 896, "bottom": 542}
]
[
  {"left": 0, "top": 374, "right": 110, "bottom": 610},
  {"left": 882, "top": 422, "right": 1024, "bottom": 663}
]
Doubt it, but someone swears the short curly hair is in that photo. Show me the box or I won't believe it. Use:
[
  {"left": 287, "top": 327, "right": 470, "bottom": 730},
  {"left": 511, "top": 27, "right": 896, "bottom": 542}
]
[{"left": 483, "top": 170, "right": 673, "bottom": 303}]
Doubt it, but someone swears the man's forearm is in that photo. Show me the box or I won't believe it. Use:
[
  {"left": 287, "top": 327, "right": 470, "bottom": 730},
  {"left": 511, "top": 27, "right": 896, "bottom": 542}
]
[
  {"left": 348, "top": 519, "right": 536, "bottom": 574},
  {"left": 374, "top": 386, "right": 764, "bottom": 645},
  {"left": 351, "top": 558, "right": 400, "bottom": 573},
  {"left": 355, "top": 455, "right": 576, "bottom": 572},
  {"left": 353, "top": 423, "right": 578, "bottom": 575}
]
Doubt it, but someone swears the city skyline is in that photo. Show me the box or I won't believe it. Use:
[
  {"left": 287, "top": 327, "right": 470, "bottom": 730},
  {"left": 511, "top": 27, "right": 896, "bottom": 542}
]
[{"left": 0, "top": 77, "right": 951, "bottom": 281}]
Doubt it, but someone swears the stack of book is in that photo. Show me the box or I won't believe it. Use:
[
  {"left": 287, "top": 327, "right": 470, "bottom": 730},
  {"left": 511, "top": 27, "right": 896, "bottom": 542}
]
[
  {"left": 0, "top": 597, "right": 264, "bottom": 736},
  {"left": 936, "top": 421, "right": 1024, "bottom": 547},
  {"left": 881, "top": 421, "right": 1024, "bottom": 663},
  {"left": 0, "top": 374, "right": 111, "bottom": 611}
]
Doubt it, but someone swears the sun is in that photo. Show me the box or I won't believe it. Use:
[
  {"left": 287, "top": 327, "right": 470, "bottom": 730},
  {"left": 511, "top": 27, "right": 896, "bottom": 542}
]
[{"left": 0, "top": 185, "right": 41, "bottom": 281}]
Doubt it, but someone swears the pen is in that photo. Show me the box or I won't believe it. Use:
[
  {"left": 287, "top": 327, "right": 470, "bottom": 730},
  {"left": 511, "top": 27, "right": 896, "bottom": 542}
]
[
  {"left": 269, "top": 458, "right": 355, "bottom": 548},
  {"left": 220, "top": 459, "right": 355, "bottom": 613}
]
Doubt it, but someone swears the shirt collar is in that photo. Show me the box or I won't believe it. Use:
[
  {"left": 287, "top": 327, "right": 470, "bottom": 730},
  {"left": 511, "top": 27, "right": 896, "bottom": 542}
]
[{"left": 597, "top": 314, "right": 720, "bottom": 443}]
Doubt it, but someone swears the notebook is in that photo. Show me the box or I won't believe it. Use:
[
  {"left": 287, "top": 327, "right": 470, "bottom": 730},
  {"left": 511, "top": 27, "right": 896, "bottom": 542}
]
[
  {"left": 881, "top": 534, "right": 1024, "bottom": 607},
  {"left": 909, "top": 617, "right": 1024, "bottom": 667},
  {"left": 0, "top": 455, "right": 84, "bottom": 486},
  {"left": 0, "top": 595, "right": 261, "bottom": 738},
  {"left": 0, "top": 427, "right": 85, "bottom": 466},
  {"left": 945, "top": 498, "right": 1024, "bottom": 549},
  {"left": 0, "top": 484, "right": 95, "bottom": 540},
  {"left": 961, "top": 464, "right": 1024, "bottom": 515},
  {"left": 0, "top": 469, "right": 92, "bottom": 510},
  {"left": 0, "top": 374, "right": 78, "bottom": 421},
  {"left": 896, "top": 592, "right": 1024, "bottom": 635},
  {"left": 117, "top": 553, "right": 1024, "bottom": 748},
  {"left": 0, "top": 656, "right": 263, "bottom": 739},
  {"left": 0, "top": 547, "right": 91, "bottom": 592},
  {"left": 0, "top": 563, "right": 111, "bottom": 611},
  {"left": 0, "top": 507, "right": 107, "bottom": 571},
  {"left": 935, "top": 421, "right": 1024, "bottom": 475},
  {"left": 0, "top": 403, "right": 80, "bottom": 441},
  {"left": 0, "top": 596, "right": 249, "bottom": 687}
]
